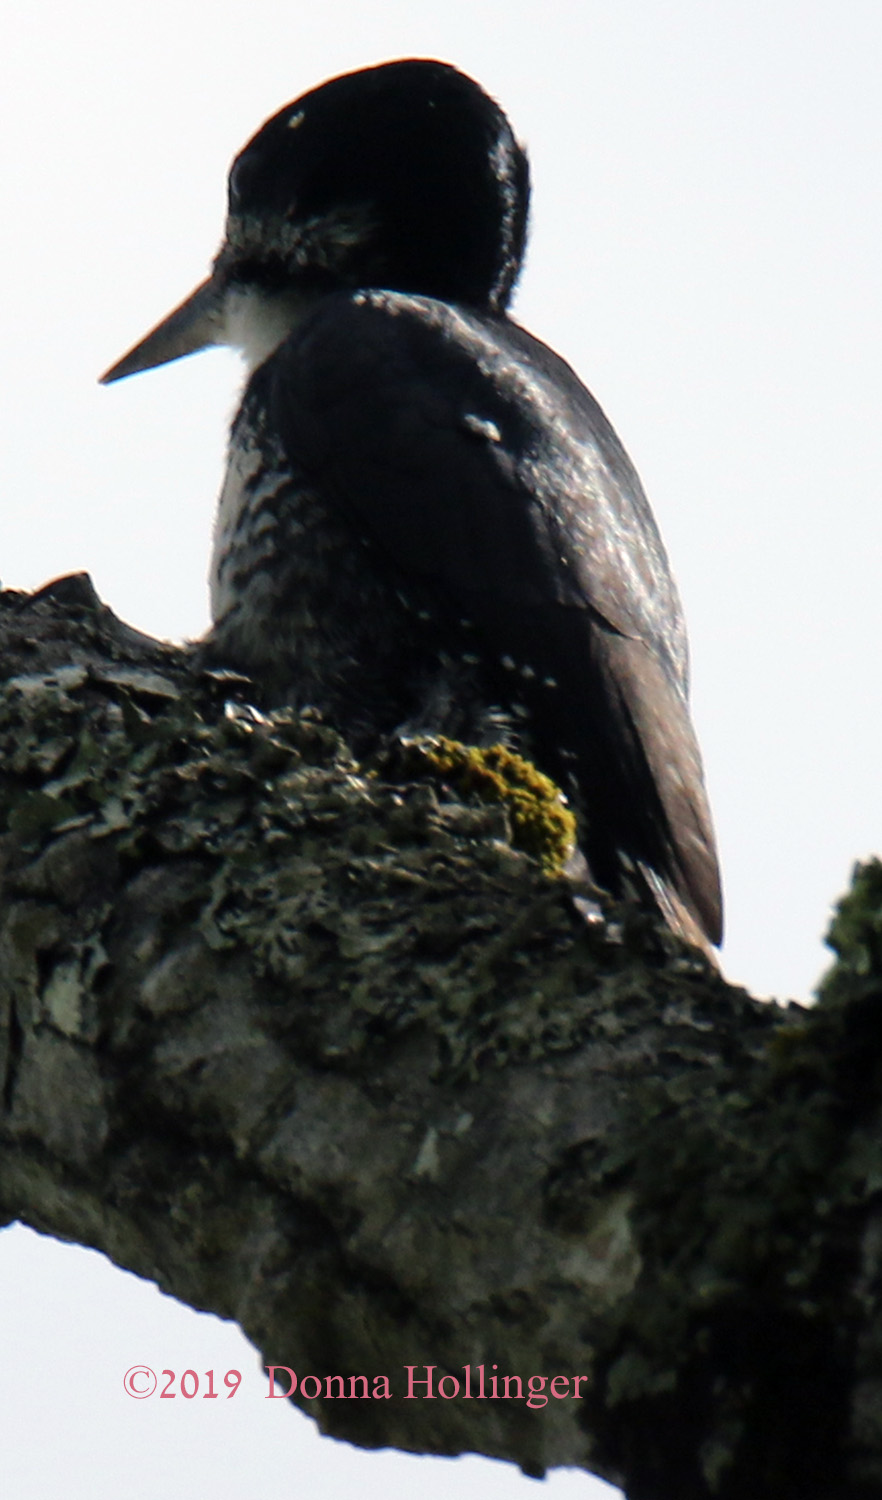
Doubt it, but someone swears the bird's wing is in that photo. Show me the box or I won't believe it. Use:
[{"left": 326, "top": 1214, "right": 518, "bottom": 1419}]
[
  {"left": 267, "top": 290, "right": 721, "bottom": 943},
  {"left": 271, "top": 292, "right": 686, "bottom": 662}
]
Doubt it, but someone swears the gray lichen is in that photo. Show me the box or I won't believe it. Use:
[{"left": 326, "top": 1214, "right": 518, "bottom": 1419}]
[{"left": 1, "top": 579, "right": 882, "bottom": 1499}]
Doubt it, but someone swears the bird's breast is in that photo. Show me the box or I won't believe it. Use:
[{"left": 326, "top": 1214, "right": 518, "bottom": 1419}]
[{"left": 207, "top": 377, "right": 482, "bottom": 741}]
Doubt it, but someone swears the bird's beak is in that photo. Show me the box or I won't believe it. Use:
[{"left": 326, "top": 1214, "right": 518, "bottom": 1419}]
[{"left": 99, "top": 274, "right": 225, "bottom": 384}]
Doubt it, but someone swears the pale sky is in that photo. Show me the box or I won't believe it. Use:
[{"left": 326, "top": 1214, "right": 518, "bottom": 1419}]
[{"left": 2, "top": 2, "right": 880, "bottom": 1496}]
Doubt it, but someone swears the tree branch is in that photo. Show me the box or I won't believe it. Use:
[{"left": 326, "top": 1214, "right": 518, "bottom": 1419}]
[{"left": 1, "top": 577, "right": 880, "bottom": 1499}]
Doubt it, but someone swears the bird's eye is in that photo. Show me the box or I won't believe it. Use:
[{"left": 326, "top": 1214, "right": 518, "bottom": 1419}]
[
  {"left": 229, "top": 151, "right": 261, "bottom": 209},
  {"left": 228, "top": 161, "right": 246, "bottom": 208}
]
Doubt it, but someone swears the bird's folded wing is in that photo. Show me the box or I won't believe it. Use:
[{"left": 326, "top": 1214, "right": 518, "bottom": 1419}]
[{"left": 267, "top": 290, "right": 721, "bottom": 943}]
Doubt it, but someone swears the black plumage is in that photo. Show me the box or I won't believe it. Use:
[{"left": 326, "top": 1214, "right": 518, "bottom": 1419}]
[{"left": 101, "top": 58, "right": 722, "bottom": 949}]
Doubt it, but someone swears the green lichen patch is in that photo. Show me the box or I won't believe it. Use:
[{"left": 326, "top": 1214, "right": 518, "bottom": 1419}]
[
  {"left": 383, "top": 736, "right": 577, "bottom": 876},
  {"left": 820, "top": 858, "right": 882, "bottom": 1001}
]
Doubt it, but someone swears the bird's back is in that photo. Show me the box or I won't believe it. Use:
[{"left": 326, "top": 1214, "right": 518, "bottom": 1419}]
[{"left": 209, "top": 288, "right": 722, "bottom": 947}]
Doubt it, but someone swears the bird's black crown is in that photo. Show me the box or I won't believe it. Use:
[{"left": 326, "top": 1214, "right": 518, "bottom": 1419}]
[{"left": 221, "top": 59, "right": 530, "bottom": 311}]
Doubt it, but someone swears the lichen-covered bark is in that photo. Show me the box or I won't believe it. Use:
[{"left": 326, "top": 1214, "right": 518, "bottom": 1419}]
[{"left": 1, "top": 576, "right": 881, "bottom": 1499}]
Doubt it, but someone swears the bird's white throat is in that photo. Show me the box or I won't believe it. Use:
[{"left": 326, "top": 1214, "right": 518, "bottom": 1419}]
[{"left": 222, "top": 284, "right": 312, "bottom": 373}]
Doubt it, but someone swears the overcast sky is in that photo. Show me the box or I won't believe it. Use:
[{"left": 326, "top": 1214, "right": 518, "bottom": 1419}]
[{"left": 2, "top": 2, "right": 880, "bottom": 1496}]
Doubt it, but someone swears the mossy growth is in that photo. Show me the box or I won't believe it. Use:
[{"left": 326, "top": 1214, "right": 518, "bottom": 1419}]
[
  {"left": 819, "top": 857, "right": 882, "bottom": 998},
  {"left": 389, "top": 736, "right": 577, "bottom": 876}
]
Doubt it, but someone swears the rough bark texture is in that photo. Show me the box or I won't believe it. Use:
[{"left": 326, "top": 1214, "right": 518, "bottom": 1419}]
[{"left": 1, "top": 576, "right": 881, "bottom": 1500}]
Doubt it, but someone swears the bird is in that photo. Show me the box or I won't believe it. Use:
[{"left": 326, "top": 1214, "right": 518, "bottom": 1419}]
[{"left": 100, "top": 58, "right": 722, "bottom": 951}]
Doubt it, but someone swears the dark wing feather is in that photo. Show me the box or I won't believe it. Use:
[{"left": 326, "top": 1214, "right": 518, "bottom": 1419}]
[{"left": 268, "top": 289, "right": 722, "bottom": 944}]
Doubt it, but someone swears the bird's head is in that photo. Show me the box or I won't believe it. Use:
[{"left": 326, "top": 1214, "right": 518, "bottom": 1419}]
[{"left": 100, "top": 59, "right": 529, "bottom": 384}]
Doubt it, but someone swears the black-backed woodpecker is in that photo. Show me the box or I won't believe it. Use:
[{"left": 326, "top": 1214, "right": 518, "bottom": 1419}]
[{"left": 101, "top": 59, "right": 722, "bottom": 951}]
